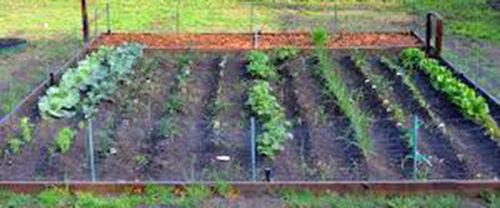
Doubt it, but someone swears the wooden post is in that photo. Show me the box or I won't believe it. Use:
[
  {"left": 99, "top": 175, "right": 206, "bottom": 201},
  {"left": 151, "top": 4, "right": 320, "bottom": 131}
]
[{"left": 81, "top": 0, "right": 90, "bottom": 46}]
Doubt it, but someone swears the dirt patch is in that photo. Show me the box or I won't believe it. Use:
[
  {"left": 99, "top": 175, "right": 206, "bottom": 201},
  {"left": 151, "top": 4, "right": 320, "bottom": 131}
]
[{"left": 94, "top": 33, "right": 421, "bottom": 50}]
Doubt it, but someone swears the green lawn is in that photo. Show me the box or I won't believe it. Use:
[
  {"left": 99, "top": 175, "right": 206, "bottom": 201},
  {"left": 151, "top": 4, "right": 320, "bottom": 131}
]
[
  {"left": 1, "top": 186, "right": 499, "bottom": 207},
  {"left": 0, "top": 0, "right": 498, "bottom": 118}
]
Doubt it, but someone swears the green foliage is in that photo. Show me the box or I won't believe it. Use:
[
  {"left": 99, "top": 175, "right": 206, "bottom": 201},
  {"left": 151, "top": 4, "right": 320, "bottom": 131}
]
[
  {"left": 352, "top": 51, "right": 407, "bottom": 130},
  {"left": 5, "top": 117, "right": 34, "bottom": 154},
  {"left": 6, "top": 138, "right": 24, "bottom": 154},
  {"left": 313, "top": 38, "right": 372, "bottom": 156},
  {"left": 311, "top": 27, "right": 329, "bottom": 47},
  {"left": 274, "top": 48, "right": 299, "bottom": 61},
  {"left": 164, "top": 93, "right": 185, "bottom": 115},
  {"left": 246, "top": 51, "right": 277, "bottom": 79},
  {"left": 37, "top": 188, "right": 73, "bottom": 208},
  {"left": 54, "top": 127, "right": 75, "bottom": 154},
  {"left": 247, "top": 80, "right": 292, "bottom": 157},
  {"left": 159, "top": 117, "right": 180, "bottom": 139},
  {"left": 179, "top": 184, "right": 211, "bottom": 208},
  {"left": 0, "top": 190, "right": 33, "bottom": 208},
  {"left": 38, "top": 44, "right": 144, "bottom": 119},
  {"left": 19, "top": 117, "right": 33, "bottom": 143},
  {"left": 144, "top": 185, "right": 175, "bottom": 206},
  {"left": 401, "top": 48, "right": 500, "bottom": 139}
]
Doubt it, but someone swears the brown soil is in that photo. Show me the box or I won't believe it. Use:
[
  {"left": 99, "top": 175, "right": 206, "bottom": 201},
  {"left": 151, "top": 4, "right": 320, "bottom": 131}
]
[
  {"left": 335, "top": 52, "right": 407, "bottom": 180},
  {"left": 371, "top": 54, "right": 470, "bottom": 179},
  {"left": 94, "top": 33, "right": 421, "bottom": 49}
]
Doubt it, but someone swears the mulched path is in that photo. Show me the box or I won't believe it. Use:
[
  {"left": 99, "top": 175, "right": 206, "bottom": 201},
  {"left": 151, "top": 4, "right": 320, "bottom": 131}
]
[{"left": 93, "top": 33, "right": 422, "bottom": 49}]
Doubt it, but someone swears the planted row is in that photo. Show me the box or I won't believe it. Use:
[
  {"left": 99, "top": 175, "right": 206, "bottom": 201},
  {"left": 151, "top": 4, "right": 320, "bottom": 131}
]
[
  {"left": 401, "top": 49, "right": 500, "bottom": 139},
  {"left": 311, "top": 28, "right": 372, "bottom": 157},
  {"left": 246, "top": 51, "right": 292, "bottom": 158},
  {"left": 38, "top": 44, "right": 144, "bottom": 119}
]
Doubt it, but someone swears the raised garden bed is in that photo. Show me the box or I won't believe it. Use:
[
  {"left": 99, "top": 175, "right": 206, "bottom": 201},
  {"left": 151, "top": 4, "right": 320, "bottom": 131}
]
[{"left": 0, "top": 32, "right": 499, "bottom": 183}]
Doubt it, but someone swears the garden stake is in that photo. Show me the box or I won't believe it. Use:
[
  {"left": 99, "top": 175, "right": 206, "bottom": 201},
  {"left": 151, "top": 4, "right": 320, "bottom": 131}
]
[
  {"left": 251, "top": 117, "right": 256, "bottom": 182},
  {"left": 265, "top": 167, "right": 272, "bottom": 182},
  {"left": 88, "top": 118, "right": 96, "bottom": 182},
  {"left": 412, "top": 116, "right": 432, "bottom": 180}
]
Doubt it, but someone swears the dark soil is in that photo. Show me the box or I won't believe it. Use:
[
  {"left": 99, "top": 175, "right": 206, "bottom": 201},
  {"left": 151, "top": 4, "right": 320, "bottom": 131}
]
[
  {"left": 294, "top": 55, "right": 369, "bottom": 180},
  {"left": 271, "top": 58, "right": 315, "bottom": 181},
  {"left": 335, "top": 52, "right": 408, "bottom": 180},
  {"left": 372, "top": 55, "right": 471, "bottom": 179},
  {"left": 412, "top": 70, "right": 500, "bottom": 179},
  {"left": 196, "top": 53, "right": 250, "bottom": 181}
]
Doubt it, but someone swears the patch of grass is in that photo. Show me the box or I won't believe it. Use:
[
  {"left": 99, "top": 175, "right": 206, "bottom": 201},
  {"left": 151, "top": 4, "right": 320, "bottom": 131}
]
[{"left": 406, "top": 0, "right": 500, "bottom": 42}]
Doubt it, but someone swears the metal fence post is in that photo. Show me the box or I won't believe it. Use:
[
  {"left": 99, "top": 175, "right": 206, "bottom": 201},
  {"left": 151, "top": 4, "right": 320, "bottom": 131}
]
[
  {"left": 412, "top": 116, "right": 419, "bottom": 180},
  {"left": 88, "top": 118, "right": 96, "bottom": 182},
  {"left": 251, "top": 117, "right": 256, "bottom": 181},
  {"left": 80, "top": 0, "right": 90, "bottom": 47}
]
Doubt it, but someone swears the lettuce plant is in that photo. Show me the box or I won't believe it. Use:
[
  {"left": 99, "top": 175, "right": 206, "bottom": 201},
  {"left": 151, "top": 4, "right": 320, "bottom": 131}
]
[
  {"left": 401, "top": 48, "right": 500, "bottom": 139},
  {"left": 38, "top": 43, "right": 144, "bottom": 119}
]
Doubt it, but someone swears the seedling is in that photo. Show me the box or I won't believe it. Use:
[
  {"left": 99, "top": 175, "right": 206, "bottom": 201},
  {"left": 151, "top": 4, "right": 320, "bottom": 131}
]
[{"left": 54, "top": 128, "right": 75, "bottom": 154}]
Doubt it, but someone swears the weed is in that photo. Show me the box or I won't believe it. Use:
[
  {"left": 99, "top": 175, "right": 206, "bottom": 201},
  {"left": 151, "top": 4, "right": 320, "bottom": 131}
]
[
  {"left": 246, "top": 51, "right": 277, "bottom": 79},
  {"left": 159, "top": 117, "right": 180, "bottom": 139},
  {"left": 144, "top": 185, "right": 175, "bottom": 206},
  {"left": 54, "top": 127, "right": 75, "bottom": 154},
  {"left": 214, "top": 180, "right": 231, "bottom": 197},
  {"left": 311, "top": 27, "right": 329, "bottom": 47},
  {"left": 164, "top": 93, "right": 185, "bottom": 115},
  {"left": 36, "top": 188, "right": 73, "bottom": 208},
  {"left": 212, "top": 100, "right": 233, "bottom": 116},
  {"left": 274, "top": 47, "right": 299, "bottom": 62},
  {"left": 0, "top": 190, "right": 33, "bottom": 208},
  {"left": 179, "top": 184, "right": 211, "bottom": 208},
  {"left": 133, "top": 154, "right": 150, "bottom": 168}
]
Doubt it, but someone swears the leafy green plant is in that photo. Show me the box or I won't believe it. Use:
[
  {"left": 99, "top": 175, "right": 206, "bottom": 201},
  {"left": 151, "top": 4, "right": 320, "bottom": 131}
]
[
  {"left": 54, "top": 128, "right": 75, "bottom": 154},
  {"left": 312, "top": 33, "right": 372, "bottom": 157},
  {"left": 5, "top": 117, "right": 34, "bottom": 154},
  {"left": 7, "top": 138, "right": 24, "bottom": 154},
  {"left": 401, "top": 49, "right": 500, "bottom": 139},
  {"left": 159, "top": 117, "right": 180, "bottom": 139},
  {"left": 246, "top": 51, "right": 277, "bottom": 79},
  {"left": 311, "top": 27, "right": 329, "bottom": 48},
  {"left": 20, "top": 117, "right": 33, "bottom": 143},
  {"left": 274, "top": 48, "right": 299, "bottom": 62},
  {"left": 247, "top": 80, "right": 292, "bottom": 157},
  {"left": 38, "top": 44, "right": 144, "bottom": 119},
  {"left": 352, "top": 52, "right": 407, "bottom": 134}
]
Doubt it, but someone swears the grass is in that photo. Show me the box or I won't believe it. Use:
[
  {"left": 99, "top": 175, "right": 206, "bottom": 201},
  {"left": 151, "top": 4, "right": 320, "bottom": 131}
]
[{"left": 1, "top": 186, "right": 498, "bottom": 208}]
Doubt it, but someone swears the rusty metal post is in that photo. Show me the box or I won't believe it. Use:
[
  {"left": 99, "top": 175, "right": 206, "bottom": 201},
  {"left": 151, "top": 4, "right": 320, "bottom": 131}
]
[
  {"left": 80, "top": 0, "right": 90, "bottom": 46},
  {"left": 435, "top": 19, "right": 443, "bottom": 56},
  {"left": 425, "top": 12, "right": 444, "bottom": 57}
]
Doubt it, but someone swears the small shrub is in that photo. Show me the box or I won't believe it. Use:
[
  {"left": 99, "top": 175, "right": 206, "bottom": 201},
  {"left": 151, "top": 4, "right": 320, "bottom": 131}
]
[
  {"left": 54, "top": 128, "right": 75, "bottom": 154},
  {"left": 311, "top": 27, "right": 329, "bottom": 47}
]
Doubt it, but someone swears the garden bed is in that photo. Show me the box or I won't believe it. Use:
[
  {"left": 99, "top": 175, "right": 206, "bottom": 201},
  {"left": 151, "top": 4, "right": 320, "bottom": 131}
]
[
  {"left": 94, "top": 32, "right": 422, "bottom": 49},
  {"left": 1, "top": 43, "right": 499, "bottom": 182}
]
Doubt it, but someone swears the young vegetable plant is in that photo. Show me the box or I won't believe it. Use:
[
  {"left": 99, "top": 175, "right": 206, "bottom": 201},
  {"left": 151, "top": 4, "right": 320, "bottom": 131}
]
[
  {"left": 401, "top": 49, "right": 500, "bottom": 139},
  {"left": 380, "top": 56, "right": 447, "bottom": 132},
  {"left": 311, "top": 27, "right": 373, "bottom": 157},
  {"left": 5, "top": 117, "right": 34, "bottom": 154},
  {"left": 54, "top": 127, "right": 75, "bottom": 154},
  {"left": 351, "top": 51, "right": 407, "bottom": 131},
  {"left": 246, "top": 51, "right": 277, "bottom": 79},
  {"left": 247, "top": 80, "right": 292, "bottom": 158},
  {"left": 245, "top": 50, "right": 292, "bottom": 158},
  {"left": 38, "top": 44, "right": 144, "bottom": 119}
]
